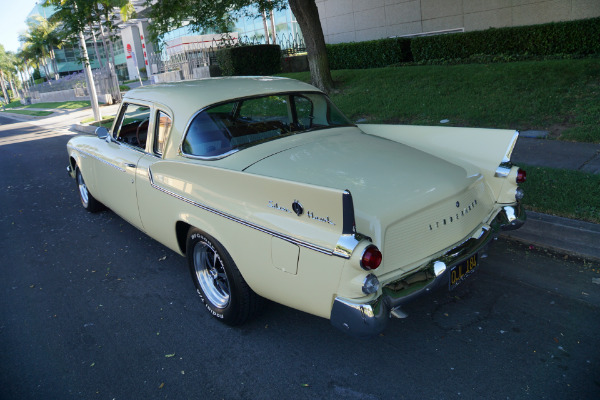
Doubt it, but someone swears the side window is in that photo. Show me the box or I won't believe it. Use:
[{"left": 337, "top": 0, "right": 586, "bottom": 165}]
[
  {"left": 293, "top": 96, "right": 313, "bottom": 130},
  {"left": 154, "top": 111, "right": 172, "bottom": 156},
  {"left": 115, "top": 103, "right": 151, "bottom": 149}
]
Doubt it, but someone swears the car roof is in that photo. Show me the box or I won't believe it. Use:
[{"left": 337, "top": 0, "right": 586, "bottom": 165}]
[{"left": 123, "top": 76, "right": 322, "bottom": 121}]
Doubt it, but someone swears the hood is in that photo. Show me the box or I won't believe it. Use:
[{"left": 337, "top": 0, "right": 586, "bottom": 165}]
[{"left": 243, "top": 128, "right": 482, "bottom": 238}]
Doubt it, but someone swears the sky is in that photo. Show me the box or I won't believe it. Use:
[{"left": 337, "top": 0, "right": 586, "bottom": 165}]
[{"left": 0, "top": 0, "right": 43, "bottom": 53}]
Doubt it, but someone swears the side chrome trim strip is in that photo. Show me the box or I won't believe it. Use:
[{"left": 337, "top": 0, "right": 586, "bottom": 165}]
[
  {"left": 148, "top": 169, "right": 355, "bottom": 258},
  {"left": 74, "top": 148, "right": 126, "bottom": 172}
]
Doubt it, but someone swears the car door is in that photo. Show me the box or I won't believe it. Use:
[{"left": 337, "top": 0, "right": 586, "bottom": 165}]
[{"left": 92, "top": 102, "right": 152, "bottom": 229}]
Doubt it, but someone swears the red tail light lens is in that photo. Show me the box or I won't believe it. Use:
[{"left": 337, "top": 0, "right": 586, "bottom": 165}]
[
  {"left": 516, "top": 168, "right": 527, "bottom": 184},
  {"left": 361, "top": 246, "right": 382, "bottom": 270}
]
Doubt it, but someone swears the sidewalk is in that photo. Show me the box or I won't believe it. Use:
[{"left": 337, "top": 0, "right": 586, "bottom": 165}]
[{"left": 1, "top": 103, "right": 599, "bottom": 261}]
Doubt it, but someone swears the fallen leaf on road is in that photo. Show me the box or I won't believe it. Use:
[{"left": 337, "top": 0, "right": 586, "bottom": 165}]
[
  {"left": 158, "top": 383, "right": 164, "bottom": 389},
  {"left": 165, "top": 353, "right": 175, "bottom": 358}
]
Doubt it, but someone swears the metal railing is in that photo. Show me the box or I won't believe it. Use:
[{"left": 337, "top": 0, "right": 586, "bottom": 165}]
[
  {"left": 27, "top": 68, "right": 121, "bottom": 102},
  {"left": 147, "top": 32, "right": 306, "bottom": 83}
]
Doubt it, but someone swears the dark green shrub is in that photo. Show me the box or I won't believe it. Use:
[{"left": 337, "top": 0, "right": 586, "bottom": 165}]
[
  {"left": 216, "top": 44, "right": 282, "bottom": 76},
  {"left": 326, "top": 38, "right": 412, "bottom": 70},
  {"left": 411, "top": 17, "right": 600, "bottom": 62}
]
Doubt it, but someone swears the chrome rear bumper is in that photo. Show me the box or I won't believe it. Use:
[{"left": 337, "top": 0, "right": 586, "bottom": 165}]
[{"left": 330, "top": 204, "right": 525, "bottom": 338}]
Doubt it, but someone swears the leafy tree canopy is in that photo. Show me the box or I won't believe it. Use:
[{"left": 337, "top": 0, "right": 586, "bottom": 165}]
[{"left": 144, "top": 0, "right": 287, "bottom": 46}]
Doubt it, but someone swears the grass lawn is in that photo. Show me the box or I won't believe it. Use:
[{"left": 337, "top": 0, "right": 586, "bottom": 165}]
[
  {"left": 0, "top": 109, "right": 53, "bottom": 117},
  {"left": 24, "top": 101, "right": 91, "bottom": 109},
  {"left": 281, "top": 58, "right": 600, "bottom": 143},
  {"left": 520, "top": 165, "right": 600, "bottom": 224},
  {"left": 3, "top": 100, "right": 91, "bottom": 110},
  {"left": 80, "top": 116, "right": 115, "bottom": 129}
]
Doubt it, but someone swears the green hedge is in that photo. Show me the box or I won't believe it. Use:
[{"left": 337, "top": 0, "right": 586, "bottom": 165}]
[
  {"left": 216, "top": 44, "right": 282, "bottom": 76},
  {"left": 411, "top": 17, "right": 600, "bottom": 62},
  {"left": 326, "top": 38, "right": 412, "bottom": 70}
]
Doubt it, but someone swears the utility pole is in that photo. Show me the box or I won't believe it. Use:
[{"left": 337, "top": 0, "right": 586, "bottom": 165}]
[{"left": 78, "top": 29, "right": 101, "bottom": 121}]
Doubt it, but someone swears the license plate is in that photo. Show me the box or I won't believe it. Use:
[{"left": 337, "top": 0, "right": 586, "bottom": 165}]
[{"left": 449, "top": 254, "right": 478, "bottom": 290}]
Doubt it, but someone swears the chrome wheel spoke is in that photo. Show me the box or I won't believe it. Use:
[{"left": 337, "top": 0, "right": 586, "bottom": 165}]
[{"left": 193, "top": 241, "right": 230, "bottom": 308}]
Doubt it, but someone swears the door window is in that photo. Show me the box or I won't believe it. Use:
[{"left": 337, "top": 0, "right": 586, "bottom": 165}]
[{"left": 114, "top": 103, "right": 151, "bottom": 149}]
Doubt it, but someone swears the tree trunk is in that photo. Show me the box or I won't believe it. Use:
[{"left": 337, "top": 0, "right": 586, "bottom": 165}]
[
  {"left": 270, "top": 9, "right": 277, "bottom": 45},
  {"left": 262, "top": 11, "right": 270, "bottom": 44},
  {"left": 287, "top": 0, "right": 333, "bottom": 93},
  {"left": 41, "top": 58, "right": 51, "bottom": 82},
  {"left": 50, "top": 49, "right": 60, "bottom": 79},
  {"left": 8, "top": 78, "right": 18, "bottom": 99},
  {"left": 90, "top": 23, "right": 104, "bottom": 69},
  {"left": 78, "top": 30, "right": 101, "bottom": 121},
  {"left": 0, "top": 70, "right": 10, "bottom": 102}
]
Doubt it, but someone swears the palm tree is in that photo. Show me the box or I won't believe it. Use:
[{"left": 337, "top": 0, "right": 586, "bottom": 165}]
[
  {"left": 19, "top": 16, "right": 65, "bottom": 81},
  {"left": 0, "top": 44, "right": 12, "bottom": 102}
]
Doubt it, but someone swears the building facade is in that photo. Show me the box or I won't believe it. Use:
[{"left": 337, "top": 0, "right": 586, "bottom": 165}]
[{"left": 315, "top": 0, "right": 600, "bottom": 43}]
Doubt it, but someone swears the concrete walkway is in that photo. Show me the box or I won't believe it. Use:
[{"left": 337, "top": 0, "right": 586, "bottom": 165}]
[{"left": 1, "top": 104, "right": 599, "bottom": 261}]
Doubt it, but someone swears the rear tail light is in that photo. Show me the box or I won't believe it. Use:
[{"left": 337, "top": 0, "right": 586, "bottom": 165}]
[
  {"left": 516, "top": 168, "right": 527, "bottom": 184},
  {"left": 361, "top": 245, "right": 382, "bottom": 270}
]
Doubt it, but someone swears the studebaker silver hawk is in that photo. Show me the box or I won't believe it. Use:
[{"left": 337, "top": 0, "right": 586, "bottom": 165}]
[{"left": 67, "top": 77, "right": 525, "bottom": 338}]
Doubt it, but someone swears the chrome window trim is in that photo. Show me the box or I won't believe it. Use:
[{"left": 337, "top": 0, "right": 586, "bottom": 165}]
[
  {"left": 153, "top": 108, "right": 174, "bottom": 157},
  {"left": 148, "top": 168, "right": 362, "bottom": 259}
]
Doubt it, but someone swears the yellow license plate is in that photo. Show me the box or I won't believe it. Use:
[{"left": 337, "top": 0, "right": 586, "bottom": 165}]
[{"left": 449, "top": 254, "right": 478, "bottom": 290}]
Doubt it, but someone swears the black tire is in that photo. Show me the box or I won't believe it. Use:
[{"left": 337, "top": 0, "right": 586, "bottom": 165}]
[
  {"left": 186, "top": 227, "right": 261, "bottom": 326},
  {"left": 75, "top": 167, "right": 103, "bottom": 213}
]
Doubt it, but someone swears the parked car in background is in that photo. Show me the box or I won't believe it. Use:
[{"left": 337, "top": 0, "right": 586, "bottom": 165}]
[{"left": 67, "top": 77, "right": 526, "bottom": 337}]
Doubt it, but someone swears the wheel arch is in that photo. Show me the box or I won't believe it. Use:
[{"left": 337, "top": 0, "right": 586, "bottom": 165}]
[{"left": 175, "top": 221, "right": 191, "bottom": 255}]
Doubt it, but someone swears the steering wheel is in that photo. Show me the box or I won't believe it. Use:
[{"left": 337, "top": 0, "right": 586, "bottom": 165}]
[{"left": 136, "top": 118, "right": 150, "bottom": 147}]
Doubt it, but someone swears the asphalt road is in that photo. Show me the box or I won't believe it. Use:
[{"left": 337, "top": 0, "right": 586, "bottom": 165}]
[{"left": 1, "top": 116, "right": 599, "bottom": 400}]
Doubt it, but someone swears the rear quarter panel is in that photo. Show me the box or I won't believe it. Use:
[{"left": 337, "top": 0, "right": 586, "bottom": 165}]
[{"left": 141, "top": 160, "right": 353, "bottom": 318}]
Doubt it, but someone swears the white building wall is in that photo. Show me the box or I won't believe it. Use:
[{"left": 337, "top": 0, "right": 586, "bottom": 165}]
[
  {"left": 316, "top": 0, "right": 600, "bottom": 44},
  {"left": 120, "top": 25, "right": 146, "bottom": 80}
]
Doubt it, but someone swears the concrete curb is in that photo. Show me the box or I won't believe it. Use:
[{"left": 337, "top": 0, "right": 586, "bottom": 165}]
[{"left": 501, "top": 211, "right": 600, "bottom": 262}]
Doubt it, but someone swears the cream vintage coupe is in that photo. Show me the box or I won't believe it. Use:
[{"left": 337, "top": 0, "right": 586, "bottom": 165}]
[{"left": 67, "top": 77, "right": 526, "bottom": 338}]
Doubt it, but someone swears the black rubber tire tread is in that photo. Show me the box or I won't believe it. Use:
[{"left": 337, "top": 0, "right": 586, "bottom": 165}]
[
  {"left": 186, "top": 227, "right": 262, "bottom": 326},
  {"left": 75, "top": 167, "right": 103, "bottom": 213}
]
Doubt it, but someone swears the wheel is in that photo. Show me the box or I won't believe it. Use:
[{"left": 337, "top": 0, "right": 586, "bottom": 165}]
[
  {"left": 186, "top": 228, "right": 261, "bottom": 326},
  {"left": 75, "top": 167, "right": 102, "bottom": 213}
]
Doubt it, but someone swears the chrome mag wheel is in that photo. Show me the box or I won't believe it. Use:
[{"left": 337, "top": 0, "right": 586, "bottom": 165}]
[
  {"left": 76, "top": 169, "right": 89, "bottom": 207},
  {"left": 193, "top": 240, "right": 231, "bottom": 308}
]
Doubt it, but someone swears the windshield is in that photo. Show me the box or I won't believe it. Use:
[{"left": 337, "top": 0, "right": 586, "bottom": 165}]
[{"left": 181, "top": 92, "right": 353, "bottom": 158}]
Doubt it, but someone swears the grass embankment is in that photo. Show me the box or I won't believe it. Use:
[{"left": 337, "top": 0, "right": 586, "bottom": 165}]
[
  {"left": 521, "top": 165, "right": 600, "bottom": 224},
  {"left": 284, "top": 58, "right": 600, "bottom": 223},
  {"left": 282, "top": 58, "right": 600, "bottom": 143}
]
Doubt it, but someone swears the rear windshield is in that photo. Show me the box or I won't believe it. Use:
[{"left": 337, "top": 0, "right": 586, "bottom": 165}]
[{"left": 181, "top": 92, "right": 353, "bottom": 158}]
